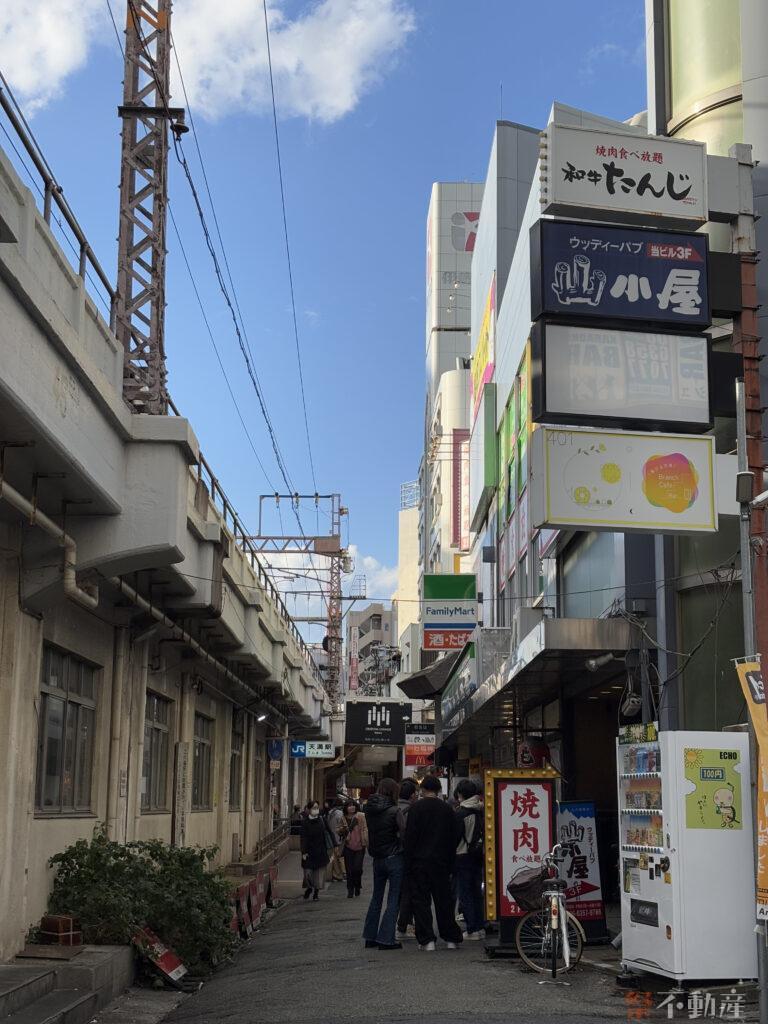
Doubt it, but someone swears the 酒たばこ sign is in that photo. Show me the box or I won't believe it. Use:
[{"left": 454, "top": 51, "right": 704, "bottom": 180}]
[{"left": 422, "top": 574, "right": 477, "bottom": 651}]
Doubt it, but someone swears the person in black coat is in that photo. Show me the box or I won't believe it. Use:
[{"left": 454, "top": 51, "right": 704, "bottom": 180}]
[{"left": 301, "top": 800, "right": 334, "bottom": 901}]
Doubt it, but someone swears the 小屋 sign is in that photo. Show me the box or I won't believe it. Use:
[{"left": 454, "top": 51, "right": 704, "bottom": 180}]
[
  {"left": 557, "top": 801, "right": 608, "bottom": 940},
  {"left": 530, "top": 219, "right": 710, "bottom": 328},
  {"left": 540, "top": 124, "right": 707, "bottom": 227}
]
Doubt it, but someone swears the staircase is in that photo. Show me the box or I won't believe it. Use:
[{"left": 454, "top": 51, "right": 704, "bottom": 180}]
[{"left": 0, "top": 947, "right": 133, "bottom": 1024}]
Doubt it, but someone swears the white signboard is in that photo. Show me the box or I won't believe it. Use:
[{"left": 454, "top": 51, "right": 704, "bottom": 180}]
[
  {"left": 541, "top": 124, "right": 707, "bottom": 225},
  {"left": 306, "top": 741, "right": 334, "bottom": 759},
  {"left": 557, "top": 801, "right": 606, "bottom": 929},
  {"left": 530, "top": 426, "right": 717, "bottom": 533},
  {"left": 537, "top": 324, "right": 710, "bottom": 429}
]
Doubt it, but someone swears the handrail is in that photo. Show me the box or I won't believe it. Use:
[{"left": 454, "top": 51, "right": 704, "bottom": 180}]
[
  {"left": 253, "top": 821, "right": 290, "bottom": 863},
  {"left": 0, "top": 80, "right": 117, "bottom": 331}
]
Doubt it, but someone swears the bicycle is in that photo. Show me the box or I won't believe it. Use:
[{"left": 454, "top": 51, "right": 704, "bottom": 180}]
[{"left": 507, "top": 841, "right": 585, "bottom": 978}]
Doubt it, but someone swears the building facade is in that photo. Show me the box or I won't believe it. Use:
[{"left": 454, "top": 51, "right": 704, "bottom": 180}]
[
  {"left": 344, "top": 602, "right": 396, "bottom": 695},
  {"left": 0, "top": 133, "right": 328, "bottom": 959}
]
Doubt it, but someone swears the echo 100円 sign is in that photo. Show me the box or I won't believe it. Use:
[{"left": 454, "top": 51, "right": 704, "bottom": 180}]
[
  {"left": 530, "top": 219, "right": 710, "bottom": 328},
  {"left": 540, "top": 124, "right": 707, "bottom": 226},
  {"left": 530, "top": 426, "right": 717, "bottom": 534}
]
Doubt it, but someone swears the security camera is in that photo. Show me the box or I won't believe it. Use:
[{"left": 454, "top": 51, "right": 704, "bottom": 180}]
[
  {"left": 752, "top": 489, "right": 768, "bottom": 510},
  {"left": 585, "top": 653, "right": 615, "bottom": 673}
]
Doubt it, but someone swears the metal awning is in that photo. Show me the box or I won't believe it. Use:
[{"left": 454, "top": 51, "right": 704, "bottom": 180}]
[
  {"left": 441, "top": 616, "right": 645, "bottom": 747},
  {"left": 396, "top": 650, "right": 462, "bottom": 699}
]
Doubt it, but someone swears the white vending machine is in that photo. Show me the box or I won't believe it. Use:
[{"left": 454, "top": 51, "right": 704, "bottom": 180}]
[{"left": 617, "top": 725, "right": 757, "bottom": 981}]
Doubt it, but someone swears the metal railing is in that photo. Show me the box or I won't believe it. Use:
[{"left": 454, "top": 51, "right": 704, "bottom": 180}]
[
  {"left": 252, "top": 820, "right": 290, "bottom": 863},
  {"left": 0, "top": 76, "right": 117, "bottom": 330}
]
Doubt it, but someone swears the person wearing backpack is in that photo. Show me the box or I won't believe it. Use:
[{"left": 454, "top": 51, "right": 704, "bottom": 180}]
[{"left": 454, "top": 779, "right": 486, "bottom": 939}]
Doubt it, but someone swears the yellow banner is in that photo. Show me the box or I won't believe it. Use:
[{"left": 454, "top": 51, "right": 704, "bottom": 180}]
[{"left": 736, "top": 660, "right": 768, "bottom": 920}]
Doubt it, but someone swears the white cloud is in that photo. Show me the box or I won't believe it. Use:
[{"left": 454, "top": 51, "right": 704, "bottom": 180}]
[
  {"left": 0, "top": 0, "right": 103, "bottom": 112},
  {"left": 0, "top": 0, "right": 415, "bottom": 123},
  {"left": 347, "top": 544, "right": 398, "bottom": 600},
  {"left": 579, "top": 38, "right": 645, "bottom": 82}
]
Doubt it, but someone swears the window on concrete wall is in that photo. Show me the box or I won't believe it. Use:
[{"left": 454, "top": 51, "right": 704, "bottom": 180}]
[
  {"left": 229, "top": 712, "right": 244, "bottom": 810},
  {"left": 560, "top": 532, "right": 625, "bottom": 619},
  {"left": 192, "top": 712, "right": 213, "bottom": 810},
  {"left": 35, "top": 645, "right": 98, "bottom": 814},
  {"left": 141, "top": 692, "right": 171, "bottom": 811},
  {"left": 252, "top": 737, "right": 266, "bottom": 810}
]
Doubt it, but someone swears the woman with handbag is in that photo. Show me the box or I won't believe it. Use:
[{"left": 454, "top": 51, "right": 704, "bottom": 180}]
[
  {"left": 338, "top": 799, "right": 368, "bottom": 898},
  {"left": 300, "top": 800, "right": 334, "bottom": 901}
]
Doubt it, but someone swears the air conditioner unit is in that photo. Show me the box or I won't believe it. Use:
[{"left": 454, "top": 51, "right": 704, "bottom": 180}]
[{"left": 510, "top": 606, "right": 544, "bottom": 652}]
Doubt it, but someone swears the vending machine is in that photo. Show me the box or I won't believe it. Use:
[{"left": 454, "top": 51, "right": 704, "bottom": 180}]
[{"left": 617, "top": 725, "right": 757, "bottom": 981}]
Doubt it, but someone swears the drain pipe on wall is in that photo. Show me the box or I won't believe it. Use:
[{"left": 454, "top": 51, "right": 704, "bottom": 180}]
[
  {"left": 105, "top": 625, "right": 128, "bottom": 840},
  {"left": 0, "top": 479, "right": 99, "bottom": 610}
]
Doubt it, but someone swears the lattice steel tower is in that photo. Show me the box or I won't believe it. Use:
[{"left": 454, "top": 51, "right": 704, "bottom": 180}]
[{"left": 116, "top": 0, "right": 185, "bottom": 413}]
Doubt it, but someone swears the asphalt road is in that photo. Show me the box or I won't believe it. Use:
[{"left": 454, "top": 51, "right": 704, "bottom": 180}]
[{"left": 163, "top": 872, "right": 638, "bottom": 1024}]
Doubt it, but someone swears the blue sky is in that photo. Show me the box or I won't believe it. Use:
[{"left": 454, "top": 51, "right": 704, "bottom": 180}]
[{"left": 1, "top": 0, "right": 647, "bottom": 629}]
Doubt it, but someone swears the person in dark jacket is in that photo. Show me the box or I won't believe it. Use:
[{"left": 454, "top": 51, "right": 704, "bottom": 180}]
[
  {"left": 300, "top": 800, "right": 333, "bottom": 901},
  {"left": 404, "top": 775, "right": 463, "bottom": 950},
  {"left": 362, "top": 778, "right": 405, "bottom": 949},
  {"left": 454, "top": 779, "right": 486, "bottom": 938},
  {"left": 395, "top": 778, "right": 419, "bottom": 939}
]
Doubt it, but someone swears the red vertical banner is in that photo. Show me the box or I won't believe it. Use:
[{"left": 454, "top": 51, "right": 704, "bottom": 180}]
[{"left": 483, "top": 768, "right": 560, "bottom": 946}]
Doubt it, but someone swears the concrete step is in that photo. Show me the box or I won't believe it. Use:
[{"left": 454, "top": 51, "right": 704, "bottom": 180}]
[
  {"left": 3, "top": 988, "right": 96, "bottom": 1024},
  {"left": 0, "top": 966, "right": 56, "bottom": 1017}
]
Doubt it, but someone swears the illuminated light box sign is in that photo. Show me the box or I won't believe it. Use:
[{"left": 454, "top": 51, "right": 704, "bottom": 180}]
[
  {"left": 530, "top": 322, "right": 711, "bottom": 432},
  {"left": 422, "top": 573, "right": 477, "bottom": 651},
  {"left": 344, "top": 700, "right": 412, "bottom": 746},
  {"left": 540, "top": 124, "right": 707, "bottom": 226},
  {"left": 530, "top": 426, "right": 717, "bottom": 534},
  {"left": 530, "top": 219, "right": 710, "bottom": 328}
]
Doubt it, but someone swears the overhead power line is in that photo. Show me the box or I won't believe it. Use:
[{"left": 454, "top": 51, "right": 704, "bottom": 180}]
[{"left": 261, "top": 0, "right": 317, "bottom": 492}]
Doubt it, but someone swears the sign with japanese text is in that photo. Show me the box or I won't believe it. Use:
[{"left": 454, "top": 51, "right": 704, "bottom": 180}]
[
  {"left": 440, "top": 642, "right": 477, "bottom": 732},
  {"left": 498, "top": 778, "right": 555, "bottom": 918},
  {"left": 531, "top": 322, "right": 711, "bottom": 432},
  {"left": 530, "top": 426, "right": 717, "bottom": 534},
  {"left": 736, "top": 661, "right": 768, "bottom": 920},
  {"left": 541, "top": 124, "right": 707, "bottom": 226},
  {"left": 404, "top": 726, "right": 436, "bottom": 767},
  {"left": 344, "top": 700, "right": 412, "bottom": 746},
  {"left": 530, "top": 219, "right": 710, "bottom": 327},
  {"left": 451, "top": 428, "right": 470, "bottom": 548},
  {"left": 349, "top": 625, "right": 359, "bottom": 691},
  {"left": 471, "top": 275, "right": 496, "bottom": 422},
  {"left": 557, "top": 801, "right": 608, "bottom": 938},
  {"left": 422, "top": 573, "right": 477, "bottom": 651},
  {"left": 290, "top": 740, "right": 334, "bottom": 759}
]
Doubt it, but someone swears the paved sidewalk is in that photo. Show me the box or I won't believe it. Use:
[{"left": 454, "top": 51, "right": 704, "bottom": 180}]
[{"left": 163, "top": 862, "right": 639, "bottom": 1024}]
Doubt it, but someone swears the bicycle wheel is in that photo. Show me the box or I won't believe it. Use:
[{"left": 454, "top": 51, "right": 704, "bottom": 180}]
[{"left": 515, "top": 910, "right": 583, "bottom": 975}]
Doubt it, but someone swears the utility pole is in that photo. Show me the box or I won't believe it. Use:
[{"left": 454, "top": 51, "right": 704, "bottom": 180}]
[
  {"left": 246, "top": 494, "right": 349, "bottom": 706},
  {"left": 116, "top": 0, "right": 186, "bottom": 413},
  {"left": 731, "top": 142, "right": 768, "bottom": 1024}
]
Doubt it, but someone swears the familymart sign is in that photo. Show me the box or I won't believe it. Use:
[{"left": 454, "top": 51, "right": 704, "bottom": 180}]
[{"left": 422, "top": 574, "right": 477, "bottom": 651}]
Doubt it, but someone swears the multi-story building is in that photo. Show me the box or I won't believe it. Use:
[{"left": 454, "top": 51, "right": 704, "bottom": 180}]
[
  {"left": 344, "top": 602, "right": 396, "bottom": 695},
  {"left": 0, "top": 112, "right": 328, "bottom": 960},
  {"left": 420, "top": 182, "right": 484, "bottom": 578}
]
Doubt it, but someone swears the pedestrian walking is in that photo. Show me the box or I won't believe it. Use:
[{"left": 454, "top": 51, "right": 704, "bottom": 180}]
[
  {"left": 395, "top": 778, "right": 419, "bottom": 940},
  {"left": 300, "top": 800, "right": 334, "bottom": 901},
  {"left": 404, "top": 775, "right": 463, "bottom": 951},
  {"left": 362, "top": 778, "right": 405, "bottom": 950},
  {"left": 338, "top": 799, "right": 368, "bottom": 897},
  {"left": 454, "top": 779, "right": 486, "bottom": 939},
  {"left": 327, "top": 797, "right": 346, "bottom": 882}
]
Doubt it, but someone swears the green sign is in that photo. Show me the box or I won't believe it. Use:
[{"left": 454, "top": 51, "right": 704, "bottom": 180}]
[{"left": 684, "top": 747, "right": 742, "bottom": 830}]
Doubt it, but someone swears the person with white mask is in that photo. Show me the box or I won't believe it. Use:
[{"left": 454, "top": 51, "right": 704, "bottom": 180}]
[{"left": 300, "top": 800, "right": 334, "bottom": 901}]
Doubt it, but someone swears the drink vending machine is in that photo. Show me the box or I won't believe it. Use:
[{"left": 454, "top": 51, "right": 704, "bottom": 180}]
[{"left": 617, "top": 725, "right": 757, "bottom": 981}]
